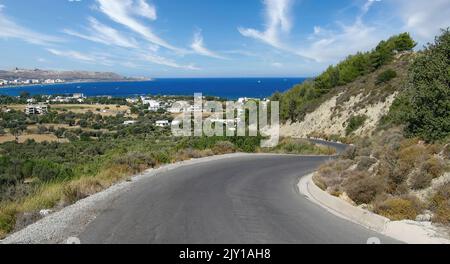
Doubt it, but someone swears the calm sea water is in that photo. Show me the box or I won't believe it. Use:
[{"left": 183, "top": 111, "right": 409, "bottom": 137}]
[{"left": 0, "top": 78, "right": 305, "bottom": 99}]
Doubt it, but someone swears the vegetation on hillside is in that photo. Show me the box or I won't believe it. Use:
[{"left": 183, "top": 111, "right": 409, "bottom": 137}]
[
  {"left": 314, "top": 29, "right": 450, "bottom": 224},
  {"left": 273, "top": 33, "right": 416, "bottom": 122}
]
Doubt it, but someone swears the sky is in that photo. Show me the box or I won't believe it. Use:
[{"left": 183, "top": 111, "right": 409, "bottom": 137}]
[{"left": 0, "top": 0, "right": 449, "bottom": 78}]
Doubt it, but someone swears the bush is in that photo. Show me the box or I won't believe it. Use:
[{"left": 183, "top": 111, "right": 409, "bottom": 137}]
[
  {"left": 356, "top": 156, "right": 377, "bottom": 171},
  {"left": 375, "top": 196, "right": 423, "bottom": 221},
  {"left": 410, "top": 169, "right": 433, "bottom": 190},
  {"left": 115, "top": 152, "right": 156, "bottom": 173},
  {"left": 346, "top": 115, "right": 367, "bottom": 136},
  {"left": 429, "top": 183, "right": 450, "bottom": 224},
  {"left": 422, "top": 157, "right": 445, "bottom": 178},
  {"left": 341, "top": 145, "right": 357, "bottom": 160},
  {"left": 343, "top": 171, "right": 383, "bottom": 204},
  {"left": 405, "top": 29, "right": 450, "bottom": 142},
  {"left": 376, "top": 69, "right": 397, "bottom": 85},
  {"left": 316, "top": 159, "right": 355, "bottom": 192},
  {"left": 0, "top": 206, "right": 16, "bottom": 238},
  {"left": 212, "top": 141, "right": 236, "bottom": 155}
]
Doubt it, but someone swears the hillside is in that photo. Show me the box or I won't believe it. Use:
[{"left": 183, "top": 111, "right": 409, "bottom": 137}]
[
  {"left": 0, "top": 68, "right": 144, "bottom": 82},
  {"left": 278, "top": 30, "right": 450, "bottom": 226},
  {"left": 281, "top": 52, "right": 414, "bottom": 139}
]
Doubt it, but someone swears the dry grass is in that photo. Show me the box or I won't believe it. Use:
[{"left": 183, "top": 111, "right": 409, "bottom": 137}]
[
  {"left": 7, "top": 104, "right": 132, "bottom": 117},
  {"left": 51, "top": 104, "right": 130, "bottom": 117},
  {"left": 374, "top": 196, "right": 423, "bottom": 221},
  {"left": 429, "top": 183, "right": 450, "bottom": 224},
  {"left": 0, "top": 163, "right": 133, "bottom": 238},
  {"left": 0, "top": 133, "right": 68, "bottom": 144}
]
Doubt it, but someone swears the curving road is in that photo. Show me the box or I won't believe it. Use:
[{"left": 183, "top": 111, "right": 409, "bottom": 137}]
[{"left": 79, "top": 152, "right": 398, "bottom": 244}]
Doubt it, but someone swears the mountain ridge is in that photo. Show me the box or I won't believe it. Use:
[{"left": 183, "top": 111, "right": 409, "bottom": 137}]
[{"left": 0, "top": 68, "right": 147, "bottom": 82}]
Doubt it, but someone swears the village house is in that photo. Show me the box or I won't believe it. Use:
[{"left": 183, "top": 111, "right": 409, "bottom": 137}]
[
  {"left": 155, "top": 120, "right": 170, "bottom": 127},
  {"left": 123, "top": 120, "right": 137, "bottom": 125}
]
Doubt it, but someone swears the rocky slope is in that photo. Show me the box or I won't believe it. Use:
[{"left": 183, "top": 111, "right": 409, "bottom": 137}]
[{"left": 281, "top": 52, "right": 414, "bottom": 139}]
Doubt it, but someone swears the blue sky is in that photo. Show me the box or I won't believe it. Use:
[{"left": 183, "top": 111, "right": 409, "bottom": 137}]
[{"left": 0, "top": 0, "right": 449, "bottom": 78}]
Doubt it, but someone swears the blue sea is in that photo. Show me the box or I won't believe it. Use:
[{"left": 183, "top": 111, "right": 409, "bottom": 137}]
[{"left": 0, "top": 78, "right": 305, "bottom": 99}]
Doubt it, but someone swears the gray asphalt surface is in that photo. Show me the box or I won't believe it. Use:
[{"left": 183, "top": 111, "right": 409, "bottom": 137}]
[{"left": 79, "top": 153, "right": 399, "bottom": 244}]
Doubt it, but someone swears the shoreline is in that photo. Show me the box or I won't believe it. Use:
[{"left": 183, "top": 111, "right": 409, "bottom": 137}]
[{"left": 0, "top": 79, "right": 152, "bottom": 90}]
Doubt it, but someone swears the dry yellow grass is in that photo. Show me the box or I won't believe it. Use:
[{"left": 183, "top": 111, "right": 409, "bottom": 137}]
[
  {"left": 0, "top": 134, "right": 68, "bottom": 143},
  {"left": 5, "top": 104, "right": 132, "bottom": 117},
  {"left": 51, "top": 104, "right": 130, "bottom": 117}
]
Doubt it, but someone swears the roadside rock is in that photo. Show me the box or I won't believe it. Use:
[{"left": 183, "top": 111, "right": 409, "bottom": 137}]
[
  {"left": 39, "top": 209, "right": 53, "bottom": 217},
  {"left": 416, "top": 211, "right": 433, "bottom": 222}
]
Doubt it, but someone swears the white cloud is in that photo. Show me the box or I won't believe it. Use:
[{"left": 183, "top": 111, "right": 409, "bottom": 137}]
[
  {"left": 96, "top": 0, "right": 182, "bottom": 52},
  {"left": 47, "top": 48, "right": 115, "bottom": 66},
  {"left": 64, "top": 17, "right": 138, "bottom": 48},
  {"left": 393, "top": 0, "right": 450, "bottom": 41},
  {"left": 140, "top": 53, "right": 199, "bottom": 70},
  {"left": 238, "top": 0, "right": 293, "bottom": 49},
  {"left": 297, "top": 21, "right": 382, "bottom": 62},
  {"left": 297, "top": 0, "right": 385, "bottom": 62},
  {"left": 0, "top": 7, "right": 62, "bottom": 45},
  {"left": 272, "top": 62, "right": 283, "bottom": 68},
  {"left": 135, "top": 0, "right": 157, "bottom": 20},
  {"left": 190, "top": 30, "right": 227, "bottom": 60},
  {"left": 47, "top": 48, "right": 96, "bottom": 62}
]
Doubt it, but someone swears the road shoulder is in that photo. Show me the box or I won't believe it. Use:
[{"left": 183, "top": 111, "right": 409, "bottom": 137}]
[{"left": 298, "top": 173, "right": 450, "bottom": 244}]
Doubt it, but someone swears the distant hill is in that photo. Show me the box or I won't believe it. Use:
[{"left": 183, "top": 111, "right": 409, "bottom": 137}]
[{"left": 0, "top": 68, "right": 146, "bottom": 82}]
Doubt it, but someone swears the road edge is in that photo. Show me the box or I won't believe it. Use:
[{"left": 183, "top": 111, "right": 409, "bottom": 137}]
[
  {"left": 1, "top": 152, "right": 330, "bottom": 244},
  {"left": 298, "top": 172, "right": 450, "bottom": 244}
]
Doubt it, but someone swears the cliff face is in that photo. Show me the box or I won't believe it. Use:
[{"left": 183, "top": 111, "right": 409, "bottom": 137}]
[{"left": 280, "top": 53, "right": 413, "bottom": 139}]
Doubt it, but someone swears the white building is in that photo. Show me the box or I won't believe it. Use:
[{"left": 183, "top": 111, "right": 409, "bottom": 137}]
[
  {"left": 0, "top": 80, "right": 7, "bottom": 86},
  {"left": 126, "top": 98, "right": 139, "bottom": 104},
  {"left": 123, "top": 120, "right": 137, "bottom": 125},
  {"left": 25, "top": 104, "right": 48, "bottom": 115},
  {"left": 168, "top": 106, "right": 184, "bottom": 113},
  {"left": 155, "top": 120, "right": 170, "bottom": 127},
  {"left": 147, "top": 100, "right": 161, "bottom": 111}
]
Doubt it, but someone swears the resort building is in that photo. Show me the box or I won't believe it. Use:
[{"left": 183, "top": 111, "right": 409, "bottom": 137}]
[
  {"left": 25, "top": 104, "right": 48, "bottom": 115},
  {"left": 147, "top": 100, "right": 161, "bottom": 111}
]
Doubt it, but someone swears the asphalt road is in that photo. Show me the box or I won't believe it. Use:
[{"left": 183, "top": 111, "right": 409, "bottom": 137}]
[{"left": 79, "top": 153, "right": 398, "bottom": 244}]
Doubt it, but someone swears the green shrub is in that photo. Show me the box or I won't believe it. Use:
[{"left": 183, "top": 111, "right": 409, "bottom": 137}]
[
  {"left": 376, "top": 69, "right": 397, "bottom": 85},
  {"left": 346, "top": 115, "right": 367, "bottom": 136},
  {"left": 405, "top": 29, "right": 450, "bottom": 142},
  {"left": 343, "top": 171, "right": 383, "bottom": 204}
]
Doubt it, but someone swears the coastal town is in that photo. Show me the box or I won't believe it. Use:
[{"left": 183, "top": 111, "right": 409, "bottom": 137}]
[
  {"left": 0, "top": 78, "right": 66, "bottom": 87},
  {"left": 0, "top": 92, "right": 267, "bottom": 143}
]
